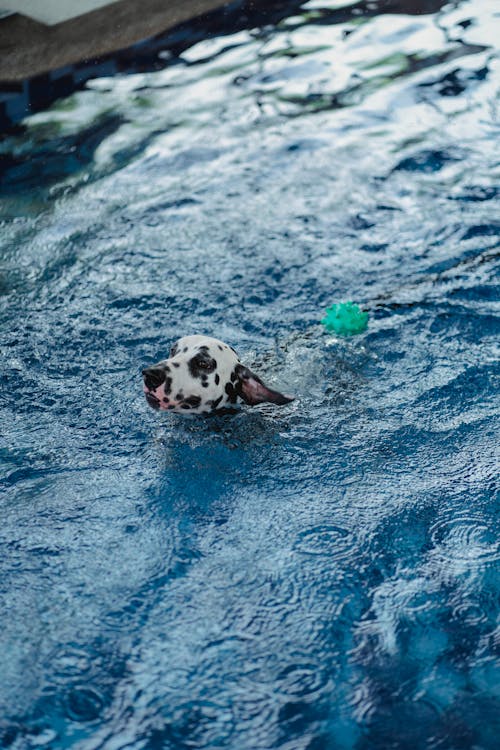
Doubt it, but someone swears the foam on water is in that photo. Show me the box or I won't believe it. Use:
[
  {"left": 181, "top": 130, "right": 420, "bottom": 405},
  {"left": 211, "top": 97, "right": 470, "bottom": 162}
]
[{"left": 0, "top": 1, "right": 499, "bottom": 748}]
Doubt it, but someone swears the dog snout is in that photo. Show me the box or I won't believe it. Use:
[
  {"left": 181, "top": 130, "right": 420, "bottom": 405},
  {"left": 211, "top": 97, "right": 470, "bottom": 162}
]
[{"left": 142, "top": 367, "right": 167, "bottom": 390}]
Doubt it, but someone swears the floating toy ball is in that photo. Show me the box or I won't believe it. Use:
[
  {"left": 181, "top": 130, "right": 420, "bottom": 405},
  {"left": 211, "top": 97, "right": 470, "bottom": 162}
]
[{"left": 321, "top": 301, "right": 369, "bottom": 336}]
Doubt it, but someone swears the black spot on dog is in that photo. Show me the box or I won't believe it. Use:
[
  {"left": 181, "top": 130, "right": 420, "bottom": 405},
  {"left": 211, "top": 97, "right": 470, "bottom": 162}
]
[
  {"left": 218, "top": 345, "right": 223, "bottom": 351},
  {"left": 145, "top": 392, "right": 160, "bottom": 410},
  {"left": 225, "top": 382, "right": 237, "bottom": 404},
  {"left": 183, "top": 347, "right": 188, "bottom": 353},
  {"left": 230, "top": 369, "right": 238, "bottom": 383},
  {"left": 175, "top": 392, "right": 184, "bottom": 401},
  {"left": 170, "top": 344, "right": 179, "bottom": 357},
  {"left": 215, "top": 374, "right": 220, "bottom": 385},
  {"left": 181, "top": 404, "right": 191, "bottom": 409},
  {"left": 164, "top": 377, "right": 172, "bottom": 395},
  {"left": 209, "top": 395, "right": 223, "bottom": 410},
  {"left": 172, "top": 363, "right": 180, "bottom": 368},
  {"left": 183, "top": 395, "right": 202, "bottom": 408}
]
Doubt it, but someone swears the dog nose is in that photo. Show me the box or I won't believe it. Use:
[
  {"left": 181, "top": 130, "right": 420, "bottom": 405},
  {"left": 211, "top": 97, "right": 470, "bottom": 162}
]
[{"left": 142, "top": 367, "right": 166, "bottom": 390}]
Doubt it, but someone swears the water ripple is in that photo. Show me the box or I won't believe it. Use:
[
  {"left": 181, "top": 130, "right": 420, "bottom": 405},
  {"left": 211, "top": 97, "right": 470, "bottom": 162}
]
[
  {"left": 276, "top": 663, "right": 331, "bottom": 701},
  {"left": 63, "top": 687, "right": 105, "bottom": 723},
  {"left": 429, "top": 515, "right": 500, "bottom": 571},
  {"left": 294, "top": 524, "right": 355, "bottom": 560}
]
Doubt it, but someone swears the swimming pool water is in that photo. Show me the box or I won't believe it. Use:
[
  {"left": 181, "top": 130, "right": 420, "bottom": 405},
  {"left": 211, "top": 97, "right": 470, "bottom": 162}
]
[{"left": 0, "top": 1, "right": 499, "bottom": 748}]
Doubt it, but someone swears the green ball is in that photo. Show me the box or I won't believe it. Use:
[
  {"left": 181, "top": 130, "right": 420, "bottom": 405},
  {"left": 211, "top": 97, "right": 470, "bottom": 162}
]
[{"left": 321, "top": 301, "right": 368, "bottom": 336}]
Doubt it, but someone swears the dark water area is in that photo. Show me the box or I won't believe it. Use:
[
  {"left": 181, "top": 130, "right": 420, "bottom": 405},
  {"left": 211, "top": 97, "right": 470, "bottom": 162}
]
[{"left": 0, "top": 1, "right": 499, "bottom": 748}]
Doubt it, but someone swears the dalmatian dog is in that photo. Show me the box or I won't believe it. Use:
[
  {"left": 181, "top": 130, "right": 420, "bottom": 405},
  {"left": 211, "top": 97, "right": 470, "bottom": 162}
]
[{"left": 142, "top": 335, "right": 294, "bottom": 415}]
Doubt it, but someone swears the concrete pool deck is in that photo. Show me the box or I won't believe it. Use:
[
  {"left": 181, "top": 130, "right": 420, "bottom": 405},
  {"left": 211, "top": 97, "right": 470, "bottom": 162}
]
[
  {"left": 0, "top": 0, "right": 231, "bottom": 81},
  {"left": 0, "top": 0, "right": 447, "bottom": 128}
]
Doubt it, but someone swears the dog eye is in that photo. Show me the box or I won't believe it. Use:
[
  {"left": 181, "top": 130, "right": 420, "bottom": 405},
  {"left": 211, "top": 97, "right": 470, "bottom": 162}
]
[{"left": 194, "top": 355, "right": 216, "bottom": 371}]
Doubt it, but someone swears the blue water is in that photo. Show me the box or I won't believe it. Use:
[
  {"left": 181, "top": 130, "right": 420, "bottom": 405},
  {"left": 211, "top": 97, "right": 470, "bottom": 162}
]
[{"left": 1, "top": 0, "right": 499, "bottom": 748}]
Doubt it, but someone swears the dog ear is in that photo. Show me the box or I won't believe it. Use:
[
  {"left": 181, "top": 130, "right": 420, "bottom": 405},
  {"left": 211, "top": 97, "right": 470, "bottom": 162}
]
[{"left": 235, "top": 364, "right": 294, "bottom": 406}]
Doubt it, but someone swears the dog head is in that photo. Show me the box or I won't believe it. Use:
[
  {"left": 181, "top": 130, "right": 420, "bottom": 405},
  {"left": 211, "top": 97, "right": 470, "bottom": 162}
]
[{"left": 142, "top": 335, "right": 294, "bottom": 415}]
